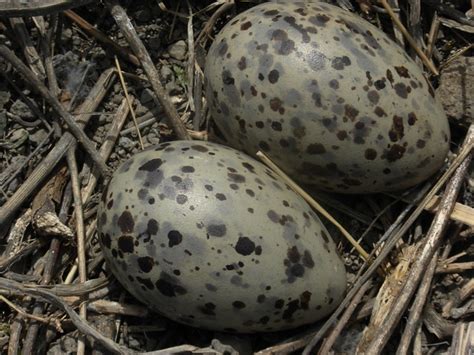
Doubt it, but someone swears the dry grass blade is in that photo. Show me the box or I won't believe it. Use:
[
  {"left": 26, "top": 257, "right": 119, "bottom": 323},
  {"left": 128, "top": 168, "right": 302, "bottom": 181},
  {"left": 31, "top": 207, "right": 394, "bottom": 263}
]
[
  {"left": 378, "top": 0, "right": 439, "bottom": 75},
  {"left": 114, "top": 56, "right": 144, "bottom": 150},
  {"left": 256, "top": 151, "right": 370, "bottom": 261}
]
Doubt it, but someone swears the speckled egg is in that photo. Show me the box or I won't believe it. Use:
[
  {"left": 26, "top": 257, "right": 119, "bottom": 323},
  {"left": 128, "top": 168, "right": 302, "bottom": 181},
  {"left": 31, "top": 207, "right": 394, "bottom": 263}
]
[
  {"left": 97, "top": 140, "right": 346, "bottom": 333},
  {"left": 205, "top": 1, "right": 450, "bottom": 193}
]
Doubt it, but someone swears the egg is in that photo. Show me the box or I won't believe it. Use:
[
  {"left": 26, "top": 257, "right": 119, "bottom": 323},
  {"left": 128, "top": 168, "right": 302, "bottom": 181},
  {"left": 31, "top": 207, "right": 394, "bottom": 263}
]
[
  {"left": 204, "top": 1, "right": 450, "bottom": 193},
  {"left": 97, "top": 141, "right": 346, "bottom": 333}
]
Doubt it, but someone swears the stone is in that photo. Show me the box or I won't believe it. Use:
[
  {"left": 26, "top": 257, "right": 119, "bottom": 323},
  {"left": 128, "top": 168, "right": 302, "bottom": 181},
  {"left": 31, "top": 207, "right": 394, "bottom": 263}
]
[
  {"left": 10, "top": 99, "right": 34, "bottom": 120},
  {"left": 437, "top": 56, "right": 473, "bottom": 127},
  {"left": 167, "top": 40, "right": 187, "bottom": 61}
]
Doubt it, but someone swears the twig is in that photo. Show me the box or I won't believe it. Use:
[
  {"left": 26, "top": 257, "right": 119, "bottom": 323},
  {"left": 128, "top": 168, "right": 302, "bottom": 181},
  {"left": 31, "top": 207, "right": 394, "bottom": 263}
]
[
  {"left": 450, "top": 322, "right": 474, "bottom": 355},
  {"left": 364, "top": 125, "right": 474, "bottom": 354},
  {"left": 378, "top": 0, "right": 439, "bottom": 75},
  {"left": 87, "top": 300, "right": 149, "bottom": 317},
  {"left": 64, "top": 220, "right": 96, "bottom": 284},
  {"left": 2, "top": 73, "right": 52, "bottom": 130},
  {"left": 66, "top": 148, "right": 88, "bottom": 355},
  {"left": 8, "top": 17, "right": 46, "bottom": 79},
  {"left": 318, "top": 280, "right": 373, "bottom": 354},
  {"left": 82, "top": 97, "right": 131, "bottom": 204},
  {"left": 0, "top": 45, "right": 108, "bottom": 174},
  {"left": 114, "top": 56, "right": 144, "bottom": 150},
  {"left": 426, "top": 12, "right": 440, "bottom": 59},
  {"left": 407, "top": 0, "right": 423, "bottom": 63},
  {"left": 196, "top": 0, "right": 235, "bottom": 45},
  {"left": 64, "top": 10, "right": 140, "bottom": 66},
  {"left": 436, "top": 261, "right": 474, "bottom": 274},
  {"left": 106, "top": 0, "right": 191, "bottom": 140},
  {"left": 396, "top": 252, "right": 439, "bottom": 355},
  {"left": 186, "top": 0, "right": 195, "bottom": 112},
  {"left": 0, "top": 68, "right": 116, "bottom": 230},
  {"left": 256, "top": 151, "right": 370, "bottom": 261},
  {"left": 22, "top": 185, "right": 72, "bottom": 353},
  {"left": 303, "top": 130, "right": 474, "bottom": 354},
  {"left": 0, "top": 295, "right": 60, "bottom": 330},
  {"left": 39, "top": 13, "right": 60, "bottom": 96},
  {"left": 442, "top": 279, "right": 474, "bottom": 318},
  {"left": 0, "top": 277, "right": 130, "bottom": 355}
]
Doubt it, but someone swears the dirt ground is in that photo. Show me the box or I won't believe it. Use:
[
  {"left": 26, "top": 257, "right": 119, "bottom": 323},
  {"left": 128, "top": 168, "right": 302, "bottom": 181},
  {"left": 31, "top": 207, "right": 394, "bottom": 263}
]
[{"left": 0, "top": 0, "right": 472, "bottom": 354}]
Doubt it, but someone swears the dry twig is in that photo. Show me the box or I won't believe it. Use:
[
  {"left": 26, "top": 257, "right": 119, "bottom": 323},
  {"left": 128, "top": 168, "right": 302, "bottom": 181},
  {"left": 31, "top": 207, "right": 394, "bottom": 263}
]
[
  {"left": 0, "top": 68, "right": 116, "bottom": 230},
  {"left": 364, "top": 124, "right": 474, "bottom": 354},
  {"left": 106, "top": 0, "right": 191, "bottom": 140},
  {"left": 0, "top": 45, "right": 108, "bottom": 174},
  {"left": 303, "top": 129, "right": 474, "bottom": 354}
]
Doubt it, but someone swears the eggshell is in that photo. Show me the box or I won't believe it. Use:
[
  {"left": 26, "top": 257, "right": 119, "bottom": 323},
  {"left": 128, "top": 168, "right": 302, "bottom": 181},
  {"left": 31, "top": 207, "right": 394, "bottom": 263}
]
[
  {"left": 97, "top": 140, "right": 346, "bottom": 332},
  {"left": 205, "top": 1, "right": 450, "bottom": 193}
]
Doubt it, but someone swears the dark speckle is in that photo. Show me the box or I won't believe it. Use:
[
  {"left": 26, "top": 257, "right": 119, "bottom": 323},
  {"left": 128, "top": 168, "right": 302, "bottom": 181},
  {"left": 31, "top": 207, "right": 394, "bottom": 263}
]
[
  {"left": 118, "top": 235, "right": 134, "bottom": 253},
  {"left": 344, "top": 104, "right": 359, "bottom": 121},
  {"left": 181, "top": 166, "right": 195, "bottom": 173},
  {"left": 268, "top": 70, "right": 280, "bottom": 84},
  {"left": 176, "top": 194, "right": 188, "bottom": 204},
  {"left": 267, "top": 210, "right": 279, "bottom": 223},
  {"left": 287, "top": 246, "right": 301, "bottom": 263},
  {"left": 191, "top": 145, "right": 209, "bottom": 152},
  {"left": 155, "top": 272, "right": 187, "bottom": 297},
  {"left": 367, "top": 90, "right": 379, "bottom": 105},
  {"left": 416, "top": 139, "right": 426, "bottom": 148},
  {"left": 137, "top": 256, "right": 154, "bottom": 273},
  {"left": 232, "top": 301, "right": 246, "bottom": 309},
  {"left": 100, "top": 233, "right": 111, "bottom": 249},
  {"left": 136, "top": 277, "right": 154, "bottom": 290},
  {"left": 365, "top": 148, "right": 377, "bottom": 160},
  {"left": 331, "top": 56, "right": 351, "bottom": 70},
  {"left": 259, "top": 141, "right": 270, "bottom": 152},
  {"left": 228, "top": 173, "right": 246, "bottom": 183},
  {"left": 395, "top": 66, "right": 410, "bottom": 78},
  {"left": 383, "top": 144, "right": 406, "bottom": 162},
  {"left": 208, "top": 224, "right": 227, "bottom": 237},
  {"left": 168, "top": 230, "right": 183, "bottom": 247},
  {"left": 303, "top": 251, "right": 315, "bottom": 268},
  {"left": 290, "top": 264, "right": 304, "bottom": 277},
  {"left": 117, "top": 211, "right": 134, "bottom": 233},
  {"left": 238, "top": 56, "right": 247, "bottom": 70},
  {"left": 394, "top": 83, "right": 408, "bottom": 99},
  {"left": 206, "top": 284, "right": 217, "bottom": 292},
  {"left": 271, "top": 121, "right": 283, "bottom": 131},
  {"left": 389, "top": 115, "right": 404, "bottom": 142},
  {"left": 216, "top": 193, "right": 226, "bottom": 201},
  {"left": 306, "top": 143, "right": 326, "bottom": 155},
  {"left": 241, "top": 21, "right": 252, "bottom": 31},
  {"left": 235, "top": 236, "right": 256, "bottom": 256},
  {"left": 139, "top": 159, "right": 163, "bottom": 172},
  {"left": 222, "top": 70, "right": 235, "bottom": 85}
]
